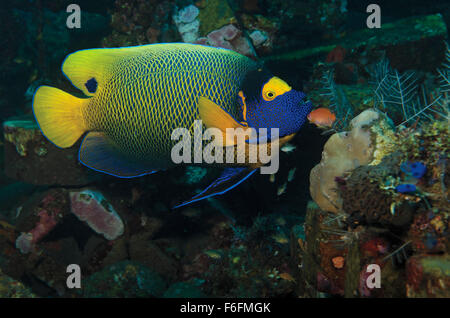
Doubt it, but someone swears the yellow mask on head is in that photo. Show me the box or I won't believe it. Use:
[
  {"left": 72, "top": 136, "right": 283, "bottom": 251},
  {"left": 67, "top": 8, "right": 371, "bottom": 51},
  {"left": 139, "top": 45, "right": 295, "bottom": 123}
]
[{"left": 261, "top": 77, "right": 292, "bottom": 101}]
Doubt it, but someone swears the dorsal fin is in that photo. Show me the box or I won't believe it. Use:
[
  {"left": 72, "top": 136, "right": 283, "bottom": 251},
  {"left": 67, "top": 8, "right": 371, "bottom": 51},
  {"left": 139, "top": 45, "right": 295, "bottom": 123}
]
[
  {"left": 61, "top": 43, "right": 246, "bottom": 96},
  {"left": 62, "top": 45, "right": 154, "bottom": 96}
]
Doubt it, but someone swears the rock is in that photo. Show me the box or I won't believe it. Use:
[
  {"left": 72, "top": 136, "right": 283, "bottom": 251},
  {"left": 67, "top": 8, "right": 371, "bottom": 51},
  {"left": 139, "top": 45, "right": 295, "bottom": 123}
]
[
  {"left": 3, "top": 118, "right": 95, "bottom": 186},
  {"left": 0, "top": 268, "right": 36, "bottom": 297},
  {"left": 163, "top": 280, "right": 206, "bottom": 298},
  {"left": 197, "top": 0, "right": 237, "bottom": 37},
  {"left": 15, "top": 189, "right": 69, "bottom": 254},
  {"left": 82, "top": 260, "right": 168, "bottom": 297},
  {"left": 294, "top": 201, "right": 321, "bottom": 297},
  {"left": 31, "top": 255, "right": 69, "bottom": 296},
  {"left": 409, "top": 210, "right": 448, "bottom": 255},
  {"left": 240, "top": 14, "right": 278, "bottom": 55},
  {"left": 101, "top": 237, "right": 128, "bottom": 269},
  {"left": 14, "top": 8, "right": 70, "bottom": 67},
  {"left": 70, "top": 189, "right": 124, "bottom": 241},
  {"left": 0, "top": 182, "right": 37, "bottom": 222},
  {"left": 264, "top": 14, "right": 448, "bottom": 73},
  {"left": 175, "top": 5, "right": 199, "bottom": 24},
  {"left": 294, "top": 201, "right": 367, "bottom": 297},
  {"left": 103, "top": 0, "right": 179, "bottom": 47},
  {"left": 129, "top": 237, "right": 179, "bottom": 281},
  {"left": 249, "top": 30, "right": 268, "bottom": 47},
  {"left": 406, "top": 255, "right": 450, "bottom": 298}
]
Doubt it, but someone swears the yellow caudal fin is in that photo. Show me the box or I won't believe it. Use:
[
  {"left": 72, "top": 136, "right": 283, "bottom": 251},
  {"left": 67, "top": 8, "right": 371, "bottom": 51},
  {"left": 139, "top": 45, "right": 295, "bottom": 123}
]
[{"left": 33, "top": 86, "right": 89, "bottom": 148}]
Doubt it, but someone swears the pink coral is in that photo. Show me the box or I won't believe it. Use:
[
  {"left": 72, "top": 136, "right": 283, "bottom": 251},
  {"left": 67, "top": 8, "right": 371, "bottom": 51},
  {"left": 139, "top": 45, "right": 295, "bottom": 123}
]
[
  {"left": 206, "top": 26, "right": 235, "bottom": 50},
  {"left": 30, "top": 210, "right": 58, "bottom": 242},
  {"left": 15, "top": 209, "right": 59, "bottom": 254},
  {"left": 197, "top": 24, "right": 255, "bottom": 57},
  {"left": 15, "top": 233, "right": 33, "bottom": 254}
]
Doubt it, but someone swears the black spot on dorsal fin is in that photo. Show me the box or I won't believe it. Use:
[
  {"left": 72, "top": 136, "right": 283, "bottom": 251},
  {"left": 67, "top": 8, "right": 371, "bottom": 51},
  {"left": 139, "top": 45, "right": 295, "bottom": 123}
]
[{"left": 85, "top": 77, "right": 98, "bottom": 93}]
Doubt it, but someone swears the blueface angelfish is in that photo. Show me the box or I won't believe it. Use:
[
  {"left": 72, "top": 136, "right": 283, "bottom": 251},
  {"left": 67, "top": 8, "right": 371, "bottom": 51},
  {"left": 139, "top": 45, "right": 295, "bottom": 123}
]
[{"left": 32, "top": 43, "right": 312, "bottom": 207}]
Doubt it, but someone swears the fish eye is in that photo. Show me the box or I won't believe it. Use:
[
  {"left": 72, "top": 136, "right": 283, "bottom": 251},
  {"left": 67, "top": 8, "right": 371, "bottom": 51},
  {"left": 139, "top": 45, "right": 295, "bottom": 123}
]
[{"left": 264, "top": 91, "right": 276, "bottom": 101}]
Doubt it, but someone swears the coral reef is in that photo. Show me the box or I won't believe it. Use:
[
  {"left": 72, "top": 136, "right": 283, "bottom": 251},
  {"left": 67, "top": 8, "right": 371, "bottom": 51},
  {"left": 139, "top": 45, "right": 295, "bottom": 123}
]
[
  {"left": 173, "top": 5, "right": 200, "bottom": 43},
  {"left": 304, "top": 37, "right": 449, "bottom": 295},
  {"left": 196, "top": 24, "right": 255, "bottom": 57},
  {"left": 102, "top": 0, "right": 179, "bottom": 47},
  {"left": 81, "top": 260, "right": 167, "bottom": 297},
  {"left": 406, "top": 255, "right": 450, "bottom": 297},
  {"left": 304, "top": 91, "right": 448, "bottom": 297},
  {"left": 340, "top": 152, "right": 414, "bottom": 228},
  {"left": 309, "top": 109, "right": 396, "bottom": 213},
  {"left": 0, "top": 0, "right": 449, "bottom": 300},
  {"left": 3, "top": 118, "right": 95, "bottom": 186},
  {"left": 196, "top": 0, "right": 237, "bottom": 37},
  {"left": 265, "top": 13, "right": 447, "bottom": 72},
  {"left": 0, "top": 268, "right": 36, "bottom": 298}
]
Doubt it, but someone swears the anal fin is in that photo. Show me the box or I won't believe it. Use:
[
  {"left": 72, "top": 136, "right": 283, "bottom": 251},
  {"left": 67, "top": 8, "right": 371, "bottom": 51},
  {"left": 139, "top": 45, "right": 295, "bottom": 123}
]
[
  {"left": 173, "top": 167, "right": 257, "bottom": 209},
  {"left": 79, "top": 132, "right": 158, "bottom": 178}
]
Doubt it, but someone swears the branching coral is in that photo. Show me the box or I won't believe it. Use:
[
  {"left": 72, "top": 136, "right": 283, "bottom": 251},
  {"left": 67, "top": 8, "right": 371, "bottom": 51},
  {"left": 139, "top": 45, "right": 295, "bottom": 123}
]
[
  {"left": 434, "top": 43, "right": 450, "bottom": 124},
  {"left": 320, "top": 70, "right": 353, "bottom": 131},
  {"left": 370, "top": 44, "right": 450, "bottom": 127}
]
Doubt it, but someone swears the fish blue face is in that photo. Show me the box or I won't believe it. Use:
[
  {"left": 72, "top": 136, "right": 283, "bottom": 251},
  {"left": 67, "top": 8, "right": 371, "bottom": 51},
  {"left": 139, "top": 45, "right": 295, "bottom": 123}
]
[{"left": 238, "top": 68, "right": 312, "bottom": 141}]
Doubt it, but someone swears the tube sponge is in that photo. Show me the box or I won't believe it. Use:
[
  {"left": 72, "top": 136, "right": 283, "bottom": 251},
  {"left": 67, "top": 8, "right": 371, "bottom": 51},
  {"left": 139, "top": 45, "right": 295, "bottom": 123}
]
[{"left": 70, "top": 189, "right": 124, "bottom": 240}]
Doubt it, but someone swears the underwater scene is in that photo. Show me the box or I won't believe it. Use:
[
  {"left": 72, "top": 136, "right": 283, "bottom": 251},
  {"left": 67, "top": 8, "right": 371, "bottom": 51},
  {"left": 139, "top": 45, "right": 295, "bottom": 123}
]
[{"left": 0, "top": 0, "right": 449, "bottom": 301}]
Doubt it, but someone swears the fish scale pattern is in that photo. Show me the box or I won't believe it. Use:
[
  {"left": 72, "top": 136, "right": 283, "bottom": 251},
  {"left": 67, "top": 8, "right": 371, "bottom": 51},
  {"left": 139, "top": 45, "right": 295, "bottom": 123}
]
[{"left": 82, "top": 44, "right": 257, "bottom": 165}]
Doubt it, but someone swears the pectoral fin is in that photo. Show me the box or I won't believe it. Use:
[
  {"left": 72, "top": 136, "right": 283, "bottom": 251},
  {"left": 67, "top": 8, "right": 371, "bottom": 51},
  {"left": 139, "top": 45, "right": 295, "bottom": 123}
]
[
  {"left": 173, "top": 167, "right": 257, "bottom": 209},
  {"left": 198, "top": 97, "right": 255, "bottom": 147}
]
